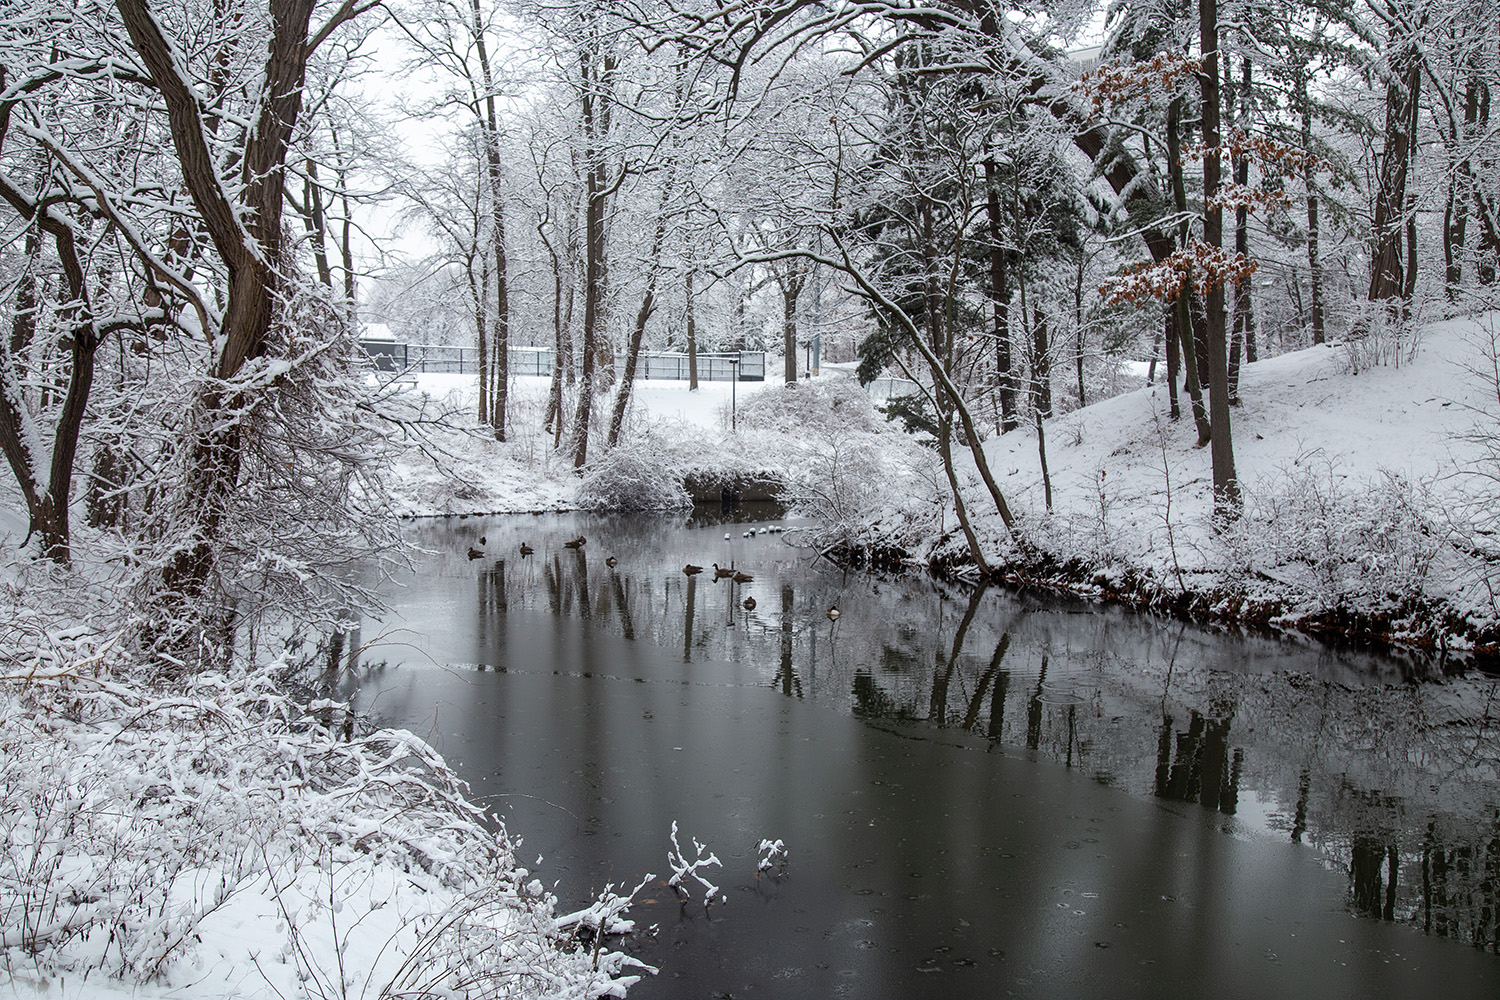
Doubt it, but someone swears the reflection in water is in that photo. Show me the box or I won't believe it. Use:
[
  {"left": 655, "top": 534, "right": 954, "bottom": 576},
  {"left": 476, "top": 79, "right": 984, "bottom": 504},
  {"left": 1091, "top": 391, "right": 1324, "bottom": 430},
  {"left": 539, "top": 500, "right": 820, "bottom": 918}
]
[
  {"left": 1156, "top": 709, "right": 1241, "bottom": 815},
  {"left": 353, "top": 511, "right": 1500, "bottom": 973},
  {"left": 682, "top": 573, "right": 695, "bottom": 662}
]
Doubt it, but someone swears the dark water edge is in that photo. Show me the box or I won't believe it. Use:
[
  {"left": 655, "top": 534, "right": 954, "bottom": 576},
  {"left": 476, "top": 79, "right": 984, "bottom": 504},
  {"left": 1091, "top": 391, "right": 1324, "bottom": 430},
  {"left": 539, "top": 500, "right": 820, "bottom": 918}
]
[{"left": 348, "top": 509, "right": 1500, "bottom": 998}]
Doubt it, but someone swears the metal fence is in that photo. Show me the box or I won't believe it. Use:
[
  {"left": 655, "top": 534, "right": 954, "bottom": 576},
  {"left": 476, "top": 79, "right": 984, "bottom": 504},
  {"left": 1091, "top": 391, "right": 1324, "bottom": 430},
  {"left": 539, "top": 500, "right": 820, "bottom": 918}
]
[
  {"left": 640, "top": 351, "right": 765, "bottom": 381},
  {"left": 361, "top": 341, "right": 766, "bottom": 381},
  {"left": 865, "top": 376, "right": 922, "bottom": 400},
  {"left": 362, "top": 341, "right": 478, "bottom": 374}
]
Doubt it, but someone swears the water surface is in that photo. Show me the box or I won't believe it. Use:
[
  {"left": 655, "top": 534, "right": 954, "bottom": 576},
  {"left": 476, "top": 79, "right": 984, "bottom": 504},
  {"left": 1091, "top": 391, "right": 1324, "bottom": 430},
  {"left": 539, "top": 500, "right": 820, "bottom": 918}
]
[{"left": 350, "top": 510, "right": 1500, "bottom": 997}]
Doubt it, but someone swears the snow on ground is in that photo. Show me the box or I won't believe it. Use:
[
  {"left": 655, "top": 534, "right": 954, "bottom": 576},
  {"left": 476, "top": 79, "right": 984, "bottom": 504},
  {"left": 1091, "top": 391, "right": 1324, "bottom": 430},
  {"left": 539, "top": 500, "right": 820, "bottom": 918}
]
[{"left": 947, "top": 314, "right": 1500, "bottom": 647}]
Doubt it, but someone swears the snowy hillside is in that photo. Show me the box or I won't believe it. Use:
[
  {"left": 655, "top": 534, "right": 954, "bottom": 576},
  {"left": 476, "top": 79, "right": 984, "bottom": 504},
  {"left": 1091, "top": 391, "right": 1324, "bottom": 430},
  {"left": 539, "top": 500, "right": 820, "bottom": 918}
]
[{"left": 943, "top": 315, "right": 1500, "bottom": 652}]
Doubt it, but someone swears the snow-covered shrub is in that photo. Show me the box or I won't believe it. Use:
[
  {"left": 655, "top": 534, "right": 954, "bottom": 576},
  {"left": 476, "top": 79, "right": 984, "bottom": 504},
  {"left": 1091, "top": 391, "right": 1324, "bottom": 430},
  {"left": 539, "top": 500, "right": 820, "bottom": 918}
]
[
  {"left": 735, "top": 377, "right": 884, "bottom": 435},
  {"left": 1343, "top": 300, "right": 1425, "bottom": 372},
  {"left": 1238, "top": 456, "right": 1446, "bottom": 612},
  {"left": 579, "top": 445, "right": 692, "bottom": 511},
  {"left": 0, "top": 604, "right": 646, "bottom": 997},
  {"left": 781, "top": 429, "right": 929, "bottom": 550}
]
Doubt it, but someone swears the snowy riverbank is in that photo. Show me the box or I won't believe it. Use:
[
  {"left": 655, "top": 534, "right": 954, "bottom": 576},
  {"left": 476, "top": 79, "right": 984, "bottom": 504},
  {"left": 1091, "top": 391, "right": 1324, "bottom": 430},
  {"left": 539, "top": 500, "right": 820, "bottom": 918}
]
[
  {"left": 382, "top": 315, "right": 1500, "bottom": 658},
  {"left": 0, "top": 570, "right": 649, "bottom": 1000},
  {"left": 929, "top": 313, "right": 1500, "bottom": 656}
]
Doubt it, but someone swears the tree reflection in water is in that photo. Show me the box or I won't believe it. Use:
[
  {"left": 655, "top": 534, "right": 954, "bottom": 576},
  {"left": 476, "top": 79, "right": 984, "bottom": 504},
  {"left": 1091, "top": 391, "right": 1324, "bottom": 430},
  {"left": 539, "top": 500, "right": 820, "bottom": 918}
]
[{"left": 415, "top": 512, "right": 1500, "bottom": 956}]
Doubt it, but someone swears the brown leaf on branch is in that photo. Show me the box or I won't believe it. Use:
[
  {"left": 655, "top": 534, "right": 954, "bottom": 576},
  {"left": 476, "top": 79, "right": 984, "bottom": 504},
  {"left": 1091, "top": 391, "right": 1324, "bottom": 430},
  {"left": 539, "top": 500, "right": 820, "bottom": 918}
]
[{"left": 1101, "top": 243, "right": 1258, "bottom": 307}]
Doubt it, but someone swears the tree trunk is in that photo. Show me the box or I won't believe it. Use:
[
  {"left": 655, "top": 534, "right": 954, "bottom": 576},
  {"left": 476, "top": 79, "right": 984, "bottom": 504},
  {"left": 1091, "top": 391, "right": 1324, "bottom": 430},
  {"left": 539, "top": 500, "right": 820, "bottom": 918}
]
[
  {"left": 119, "top": 0, "right": 318, "bottom": 598},
  {"left": 1032, "top": 304, "right": 1051, "bottom": 418},
  {"left": 782, "top": 267, "right": 805, "bottom": 384},
  {"left": 1165, "top": 306, "right": 1180, "bottom": 418},
  {"left": 608, "top": 187, "right": 672, "bottom": 447},
  {"left": 1368, "top": 38, "right": 1422, "bottom": 306},
  {"left": 0, "top": 320, "right": 99, "bottom": 564},
  {"left": 686, "top": 269, "right": 699, "bottom": 389},
  {"left": 330, "top": 124, "right": 357, "bottom": 309},
  {"left": 1200, "top": 0, "right": 1240, "bottom": 519},
  {"left": 1074, "top": 250, "right": 1086, "bottom": 407},
  {"left": 1443, "top": 76, "right": 1479, "bottom": 297},
  {"left": 936, "top": 405, "right": 990, "bottom": 574},
  {"left": 476, "top": 249, "right": 490, "bottom": 426},
  {"left": 472, "top": 0, "right": 510, "bottom": 440},
  {"left": 1167, "top": 96, "right": 1212, "bottom": 445},
  {"left": 983, "top": 155, "right": 1017, "bottom": 431},
  {"left": 1029, "top": 302, "right": 1053, "bottom": 512},
  {"left": 540, "top": 221, "right": 565, "bottom": 435},
  {"left": 570, "top": 46, "right": 612, "bottom": 470},
  {"left": 1300, "top": 83, "right": 1326, "bottom": 344},
  {"left": 1228, "top": 57, "right": 1255, "bottom": 397},
  {"left": 301, "top": 159, "right": 333, "bottom": 289}
]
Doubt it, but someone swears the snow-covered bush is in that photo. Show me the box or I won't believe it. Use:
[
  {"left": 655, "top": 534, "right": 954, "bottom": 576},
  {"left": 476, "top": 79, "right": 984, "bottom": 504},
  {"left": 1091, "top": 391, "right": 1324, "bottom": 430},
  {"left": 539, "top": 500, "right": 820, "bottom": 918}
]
[
  {"left": 0, "top": 601, "right": 646, "bottom": 997},
  {"left": 1343, "top": 299, "right": 1426, "bottom": 372},
  {"left": 735, "top": 377, "right": 884, "bottom": 435},
  {"left": 579, "top": 445, "right": 692, "bottom": 511},
  {"left": 1237, "top": 456, "right": 1447, "bottom": 612}
]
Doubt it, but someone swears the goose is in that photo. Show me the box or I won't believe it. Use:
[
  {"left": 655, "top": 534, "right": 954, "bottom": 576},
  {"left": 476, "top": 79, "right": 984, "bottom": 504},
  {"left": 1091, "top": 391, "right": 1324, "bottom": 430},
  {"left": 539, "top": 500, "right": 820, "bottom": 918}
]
[
  {"left": 826, "top": 606, "right": 841, "bottom": 621},
  {"left": 742, "top": 596, "right": 757, "bottom": 611},
  {"left": 732, "top": 571, "right": 753, "bottom": 583},
  {"left": 683, "top": 564, "right": 704, "bottom": 575},
  {"left": 712, "top": 563, "right": 735, "bottom": 579},
  {"left": 563, "top": 536, "right": 586, "bottom": 549},
  {"left": 605, "top": 556, "right": 618, "bottom": 568},
  {"left": 466, "top": 546, "right": 484, "bottom": 560},
  {"left": 519, "top": 542, "right": 534, "bottom": 556}
]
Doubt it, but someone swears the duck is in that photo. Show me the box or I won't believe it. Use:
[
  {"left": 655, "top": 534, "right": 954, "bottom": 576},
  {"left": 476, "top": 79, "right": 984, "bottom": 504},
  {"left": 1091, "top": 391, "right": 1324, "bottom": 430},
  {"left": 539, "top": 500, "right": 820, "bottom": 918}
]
[
  {"left": 742, "top": 596, "right": 757, "bottom": 611},
  {"left": 563, "top": 536, "right": 586, "bottom": 549},
  {"left": 519, "top": 542, "right": 534, "bottom": 556},
  {"left": 826, "top": 606, "right": 841, "bottom": 621},
  {"left": 605, "top": 556, "right": 618, "bottom": 568},
  {"left": 684, "top": 564, "right": 704, "bottom": 575},
  {"left": 732, "top": 571, "right": 753, "bottom": 583},
  {"left": 466, "top": 546, "right": 484, "bottom": 560},
  {"left": 712, "top": 563, "right": 735, "bottom": 579}
]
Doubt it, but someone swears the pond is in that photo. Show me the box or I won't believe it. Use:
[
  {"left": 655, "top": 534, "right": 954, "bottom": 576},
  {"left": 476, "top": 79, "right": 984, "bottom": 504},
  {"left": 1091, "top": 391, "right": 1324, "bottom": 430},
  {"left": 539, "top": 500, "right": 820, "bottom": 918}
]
[{"left": 347, "top": 509, "right": 1500, "bottom": 998}]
